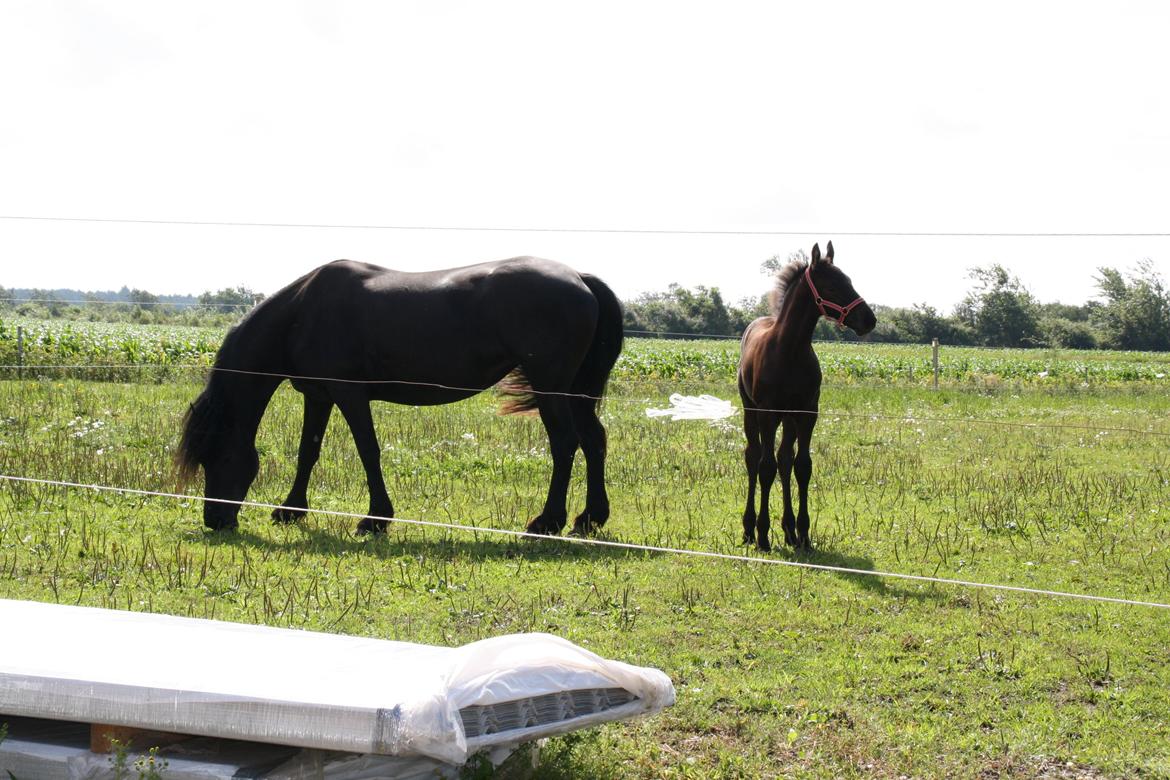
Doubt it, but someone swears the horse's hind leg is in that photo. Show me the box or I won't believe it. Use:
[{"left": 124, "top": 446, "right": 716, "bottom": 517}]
[
  {"left": 274, "top": 395, "right": 333, "bottom": 524},
  {"left": 526, "top": 394, "right": 578, "bottom": 536},
  {"left": 741, "top": 407, "right": 761, "bottom": 545},
  {"left": 793, "top": 416, "right": 818, "bottom": 550},
  {"left": 332, "top": 389, "right": 394, "bottom": 534},
  {"left": 778, "top": 418, "right": 799, "bottom": 548},
  {"left": 568, "top": 397, "right": 608, "bottom": 536}
]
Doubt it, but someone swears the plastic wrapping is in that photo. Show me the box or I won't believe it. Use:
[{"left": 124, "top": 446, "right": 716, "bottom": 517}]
[
  {"left": 0, "top": 599, "right": 674, "bottom": 765},
  {"left": 646, "top": 393, "right": 736, "bottom": 421}
]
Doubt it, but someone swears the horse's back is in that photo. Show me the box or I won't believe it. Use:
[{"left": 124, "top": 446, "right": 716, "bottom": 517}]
[{"left": 276, "top": 257, "right": 600, "bottom": 393}]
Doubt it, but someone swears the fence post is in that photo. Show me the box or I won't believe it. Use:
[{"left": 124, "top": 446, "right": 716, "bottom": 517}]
[
  {"left": 16, "top": 325, "right": 23, "bottom": 381},
  {"left": 932, "top": 338, "right": 939, "bottom": 390}
]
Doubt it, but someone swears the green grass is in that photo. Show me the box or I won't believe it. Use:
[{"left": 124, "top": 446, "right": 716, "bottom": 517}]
[{"left": 2, "top": 345, "right": 1170, "bottom": 777}]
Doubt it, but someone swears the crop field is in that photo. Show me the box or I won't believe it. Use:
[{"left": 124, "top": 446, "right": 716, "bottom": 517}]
[
  {"left": 2, "top": 326, "right": 1170, "bottom": 777},
  {"left": 4, "top": 315, "right": 1170, "bottom": 386}
]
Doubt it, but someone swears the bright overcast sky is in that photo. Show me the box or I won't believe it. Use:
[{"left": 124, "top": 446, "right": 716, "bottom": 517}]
[{"left": 1, "top": 1, "right": 1168, "bottom": 309}]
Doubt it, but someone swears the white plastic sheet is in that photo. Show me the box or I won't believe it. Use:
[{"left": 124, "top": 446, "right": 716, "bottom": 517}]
[
  {"left": 646, "top": 393, "right": 736, "bottom": 421},
  {"left": 0, "top": 599, "right": 674, "bottom": 765}
]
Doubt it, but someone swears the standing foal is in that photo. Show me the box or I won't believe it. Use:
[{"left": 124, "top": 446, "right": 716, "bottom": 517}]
[{"left": 737, "top": 242, "right": 876, "bottom": 551}]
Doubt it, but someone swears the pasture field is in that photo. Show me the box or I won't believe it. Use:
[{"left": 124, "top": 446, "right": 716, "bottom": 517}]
[{"left": 2, "top": 339, "right": 1170, "bottom": 777}]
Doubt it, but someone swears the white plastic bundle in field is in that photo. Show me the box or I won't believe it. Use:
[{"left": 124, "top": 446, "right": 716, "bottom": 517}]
[
  {"left": 645, "top": 393, "right": 736, "bottom": 421},
  {"left": 0, "top": 599, "right": 675, "bottom": 768}
]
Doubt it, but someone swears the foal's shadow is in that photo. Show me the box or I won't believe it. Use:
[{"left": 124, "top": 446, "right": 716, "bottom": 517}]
[{"left": 775, "top": 543, "right": 940, "bottom": 604}]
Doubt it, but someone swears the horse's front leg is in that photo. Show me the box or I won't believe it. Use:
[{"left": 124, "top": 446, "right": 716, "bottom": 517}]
[
  {"left": 793, "top": 418, "right": 817, "bottom": 550},
  {"left": 527, "top": 397, "right": 578, "bottom": 536},
  {"left": 333, "top": 390, "right": 394, "bottom": 534},
  {"left": 778, "top": 418, "right": 799, "bottom": 548},
  {"left": 273, "top": 396, "right": 333, "bottom": 524}
]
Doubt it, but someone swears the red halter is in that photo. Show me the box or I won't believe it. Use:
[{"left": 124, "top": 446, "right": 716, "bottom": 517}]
[{"left": 804, "top": 265, "right": 865, "bottom": 327}]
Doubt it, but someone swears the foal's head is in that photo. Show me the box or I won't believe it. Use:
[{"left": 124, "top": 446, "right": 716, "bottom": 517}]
[{"left": 805, "top": 242, "right": 877, "bottom": 336}]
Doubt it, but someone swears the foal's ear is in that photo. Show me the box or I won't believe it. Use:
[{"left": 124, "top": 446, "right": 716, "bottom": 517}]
[
  {"left": 826, "top": 241, "right": 835, "bottom": 264},
  {"left": 810, "top": 243, "right": 822, "bottom": 264}
]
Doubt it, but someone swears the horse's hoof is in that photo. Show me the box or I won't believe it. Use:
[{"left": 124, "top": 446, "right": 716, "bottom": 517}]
[
  {"left": 356, "top": 518, "right": 389, "bottom": 535},
  {"left": 271, "top": 506, "right": 305, "bottom": 524},
  {"left": 569, "top": 511, "right": 605, "bottom": 537},
  {"left": 204, "top": 521, "right": 238, "bottom": 533},
  {"left": 757, "top": 538, "right": 772, "bottom": 553},
  {"left": 742, "top": 533, "right": 754, "bottom": 545},
  {"left": 525, "top": 516, "right": 564, "bottom": 536}
]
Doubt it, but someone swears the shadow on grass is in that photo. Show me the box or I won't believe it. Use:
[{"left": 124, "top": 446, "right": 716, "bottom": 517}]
[
  {"left": 197, "top": 512, "right": 947, "bottom": 605},
  {"left": 198, "top": 513, "right": 642, "bottom": 565}
]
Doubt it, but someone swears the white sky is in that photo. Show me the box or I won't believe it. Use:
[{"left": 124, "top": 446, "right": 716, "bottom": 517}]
[{"left": 1, "top": 1, "right": 1168, "bottom": 309}]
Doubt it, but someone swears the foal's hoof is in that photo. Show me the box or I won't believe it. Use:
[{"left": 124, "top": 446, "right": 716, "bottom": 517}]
[
  {"left": 757, "top": 537, "right": 772, "bottom": 553},
  {"left": 271, "top": 506, "right": 306, "bottom": 524},
  {"left": 203, "top": 519, "right": 238, "bottom": 533},
  {"left": 356, "top": 518, "right": 390, "bottom": 535}
]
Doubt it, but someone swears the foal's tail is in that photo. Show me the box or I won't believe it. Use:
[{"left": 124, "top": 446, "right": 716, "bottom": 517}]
[{"left": 572, "top": 273, "right": 625, "bottom": 407}]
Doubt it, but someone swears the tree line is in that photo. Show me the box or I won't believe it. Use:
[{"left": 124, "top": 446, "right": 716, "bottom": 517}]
[
  {"left": 623, "top": 254, "right": 1170, "bottom": 351},
  {"left": 0, "top": 285, "right": 264, "bottom": 327},
  {"left": 4, "top": 259, "right": 1168, "bottom": 351}
]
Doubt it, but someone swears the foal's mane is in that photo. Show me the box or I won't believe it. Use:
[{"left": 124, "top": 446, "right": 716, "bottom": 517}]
[{"left": 768, "top": 259, "right": 809, "bottom": 318}]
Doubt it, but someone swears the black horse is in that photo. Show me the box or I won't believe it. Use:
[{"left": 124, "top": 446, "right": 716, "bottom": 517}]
[
  {"left": 177, "top": 257, "right": 624, "bottom": 536},
  {"left": 738, "top": 242, "right": 876, "bottom": 551}
]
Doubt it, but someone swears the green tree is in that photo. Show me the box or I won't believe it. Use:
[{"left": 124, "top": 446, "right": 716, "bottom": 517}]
[
  {"left": 199, "top": 286, "right": 264, "bottom": 312},
  {"left": 1092, "top": 260, "right": 1170, "bottom": 351},
  {"left": 878, "top": 303, "right": 974, "bottom": 345},
  {"left": 760, "top": 248, "right": 809, "bottom": 276},
  {"left": 624, "top": 284, "right": 735, "bottom": 337},
  {"left": 954, "top": 265, "right": 1042, "bottom": 347}
]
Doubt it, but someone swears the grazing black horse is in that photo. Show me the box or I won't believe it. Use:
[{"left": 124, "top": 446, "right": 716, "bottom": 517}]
[
  {"left": 177, "top": 257, "right": 624, "bottom": 536},
  {"left": 738, "top": 242, "right": 876, "bottom": 551}
]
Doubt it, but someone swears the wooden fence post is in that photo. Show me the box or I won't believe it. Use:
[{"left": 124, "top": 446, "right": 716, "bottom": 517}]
[{"left": 932, "top": 338, "right": 939, "bottom": 390}]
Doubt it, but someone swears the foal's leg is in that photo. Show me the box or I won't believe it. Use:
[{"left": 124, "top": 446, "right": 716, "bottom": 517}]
[
  {"left": 741, "top": 407, "right": 761, "bottom": 545},
  {"left": 527, "top": 395, "right": 579, "bottom": 536},
  {"left": 273, "top": 396, "right": 333, "bottom": 524},
  {"left": 777, "top": 418, "right": 799, "bottom": 548},
  {"left": 793, "top": 416, "right": 818, "bottom": 550},
  {"left": 332, "top": 390, "right": 394, "bottom": 534},
  {"left": 754, "top": 412, "right": 781, "bottom": 552},
  {"left": 568, "top": 397, "right": 608, "bottom": 536}
]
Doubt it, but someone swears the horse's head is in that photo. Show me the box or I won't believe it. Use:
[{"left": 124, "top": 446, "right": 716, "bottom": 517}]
[
  {"left": 806, "top": 242, "right": 877, "bottom": 336},
  {"left": 199, "top": 434, "right": 260, "bottom": 531},
  {"left": 178, "top": 386, "right": 261, "bottom": 532}
]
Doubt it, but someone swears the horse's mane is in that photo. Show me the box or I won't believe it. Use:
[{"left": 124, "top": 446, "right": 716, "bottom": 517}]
[{"left": 769, "top": 259, "right": 809, "bottom": 318}]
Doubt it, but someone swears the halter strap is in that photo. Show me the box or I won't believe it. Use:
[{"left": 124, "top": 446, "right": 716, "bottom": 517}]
[{"left": 804, "top": 265, "right": 865, "bottom": 327}]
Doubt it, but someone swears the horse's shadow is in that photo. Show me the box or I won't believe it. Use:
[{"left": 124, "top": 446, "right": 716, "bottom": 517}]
[
  {"left": 198, "top": 514, "right": 637, "bottom": 564},
  {"left": 198, "top": 514, "right": 944, "bottom": 606}
]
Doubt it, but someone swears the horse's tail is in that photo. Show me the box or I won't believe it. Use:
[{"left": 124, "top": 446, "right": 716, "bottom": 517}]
[
  {"left": 499, "top": 273, "right": 624, "bottom": 415},
  {"left": 572, "top": 273, "right": 624, "bottom": 407}
]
